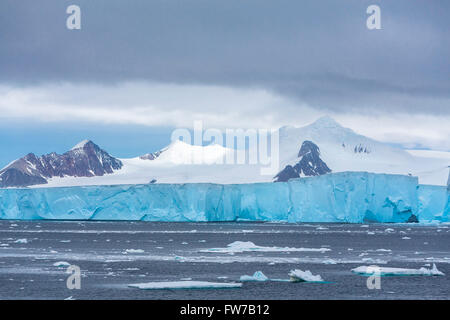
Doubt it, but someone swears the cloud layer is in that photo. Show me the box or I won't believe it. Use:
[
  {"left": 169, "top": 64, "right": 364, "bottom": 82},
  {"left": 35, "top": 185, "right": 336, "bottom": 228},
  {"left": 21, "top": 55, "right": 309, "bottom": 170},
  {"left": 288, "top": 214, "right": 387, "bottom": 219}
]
[
  {"left": 1, "top": 82, "right": 448, "bottom": 150},
  {"left": 0, "top": 1, "right": 448, "bottom": 151}
]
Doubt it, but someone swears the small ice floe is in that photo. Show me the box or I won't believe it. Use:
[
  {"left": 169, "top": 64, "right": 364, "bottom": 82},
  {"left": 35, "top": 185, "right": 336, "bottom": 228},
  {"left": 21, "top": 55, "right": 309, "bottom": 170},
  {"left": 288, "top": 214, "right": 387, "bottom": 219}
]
[
  {"left": 60, "top": 240, "right": 71, "bottom": 243},
  {"left": 239, "top": 271, "right": 269, "bottom": 282},
  {"left": 361, "top": 258, "right": 387, "bottom": 264},
  {"left": 384, "top": 228, "right": 395, "bottom": 233},
  {"left": 323, "top": 259, "right": 337, "bottom": 265},
  {"left": 375, "top": 249, "right": 392, "bottom": 252},
  {"left": 181, "top": 242, "right": 189, "bottom": 245},
  {"left": 14, "top": 238, "right": 28, "bottom": 244},
  {"left": 200, "top": 241, "right": 330, "bottom": 254},
  {"left": 53, "top": 261, "right": 71, "bottom": 267},
  {"left": 124, "top": 249, "right": 144, "bottom": 254},
  {"left": 359, "top": 252, "right": 368, "bottom": 257},
  {"left": 402, "top": 237, "right": 411, "bottom": 240},
  {"left": 180, "top": 277, "right": 192, "bottom": 281},
  {"left": 288, "top": 269, "right": 324, "bottom": 282},
  {"left": 351, "top": 264, "right": 444, "bottom": 276},
  {"left": 316, "top": 226, "right": 329, "bottom": 230},
  {"left": 128, "top": 281, "right": 242, "bottom": 290},
  {"left": 64, "top": 296, "right": 76, "bottom": 300}
]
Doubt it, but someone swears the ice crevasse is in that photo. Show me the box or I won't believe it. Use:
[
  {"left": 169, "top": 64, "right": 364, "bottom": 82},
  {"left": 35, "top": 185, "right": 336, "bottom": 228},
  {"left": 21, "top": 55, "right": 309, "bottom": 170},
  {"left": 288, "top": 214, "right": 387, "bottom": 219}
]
[{"left": 0, "top": 172, "right": 448, "bottom": 223}]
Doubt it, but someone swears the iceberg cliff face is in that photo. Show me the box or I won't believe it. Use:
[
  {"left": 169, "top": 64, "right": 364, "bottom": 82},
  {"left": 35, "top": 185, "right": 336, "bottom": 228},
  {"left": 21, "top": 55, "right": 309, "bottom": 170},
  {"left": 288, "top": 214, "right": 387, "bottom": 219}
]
[
  {"left": 417, "top": 185, "right": 448, "bottom": 222},
  {"left": 0, "top": 172, "right": 448, "bottom": 223}
]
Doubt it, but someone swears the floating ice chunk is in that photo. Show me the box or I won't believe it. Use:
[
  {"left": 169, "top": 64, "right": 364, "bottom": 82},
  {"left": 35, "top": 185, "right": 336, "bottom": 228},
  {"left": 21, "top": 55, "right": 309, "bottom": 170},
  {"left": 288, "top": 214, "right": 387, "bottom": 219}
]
[
  {"left": 14, "top": 238, "right": 28, "bottom": 244},
  {"left": 289, "top": 269, "right": 324, "bottom": 282},
  {"left": 384, "top": 228, "right": 395, "bottom": 233},
  {"left": 375, "top": 249, "right": 392, "bottom": 252},
  {"left": 128, "top": 281, "right": 242, "bottom": 290},
  {"left": 351, "top": 264, "right": 444, "bottom": 276},
  {"left": 200, "top": 241, "right": 330, "bottom": 253},
  {"left": 323, "top": 259, "right": 337, "bottom": 264},
  {"left": 240, "top": 271, "right": 269, "bottom": 282},
  {"left": 53, "top": 261, "right": 71, "bottom": 267},
  {"left": 402, "top": 237, "right": 411, "bottom": 240},
  {"left": 124, "top": 249, "right": 144, "bottom": 254}
]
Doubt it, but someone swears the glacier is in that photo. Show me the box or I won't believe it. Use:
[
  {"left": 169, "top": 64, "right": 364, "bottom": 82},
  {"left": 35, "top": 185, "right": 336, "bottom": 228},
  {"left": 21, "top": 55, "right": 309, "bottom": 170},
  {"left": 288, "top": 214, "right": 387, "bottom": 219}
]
[{"left": 0, "top": 172, "right": 448, "bottom": 223}]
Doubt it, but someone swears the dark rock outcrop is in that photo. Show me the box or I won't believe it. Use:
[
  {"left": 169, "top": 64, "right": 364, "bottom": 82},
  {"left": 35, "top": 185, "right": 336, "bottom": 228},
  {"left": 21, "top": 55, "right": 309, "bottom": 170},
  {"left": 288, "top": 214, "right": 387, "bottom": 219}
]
[{"left": 274, "top": 141, "right": 331, "bottom": 182}]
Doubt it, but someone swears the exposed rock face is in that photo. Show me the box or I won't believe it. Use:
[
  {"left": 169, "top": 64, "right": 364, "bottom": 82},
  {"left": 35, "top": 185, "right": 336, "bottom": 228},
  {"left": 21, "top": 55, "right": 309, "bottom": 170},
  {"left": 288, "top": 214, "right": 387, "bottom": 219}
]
[
  {"left": 0, "top": 140, "right": 122, "bottom": 188},
  {"left": 274, "top": 141, "right": 331, "bottom": 182},
  {"left": 139, "top": 151, "right": 162, "bottom": 160}
]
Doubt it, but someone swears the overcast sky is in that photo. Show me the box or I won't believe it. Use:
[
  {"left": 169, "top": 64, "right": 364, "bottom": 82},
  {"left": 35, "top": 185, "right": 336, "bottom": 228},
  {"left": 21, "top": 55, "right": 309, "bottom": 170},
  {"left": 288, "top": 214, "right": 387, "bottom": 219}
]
[{"left": 0, "top": 0, "right": 449, "bottom": 166}]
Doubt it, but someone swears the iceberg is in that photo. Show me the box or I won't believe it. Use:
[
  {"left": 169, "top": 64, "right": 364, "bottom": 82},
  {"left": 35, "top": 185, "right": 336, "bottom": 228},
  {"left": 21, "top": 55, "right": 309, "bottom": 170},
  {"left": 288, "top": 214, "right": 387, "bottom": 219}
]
[
  {"left": 289, "top": 269, "right": 324, "bottom": 282},
  {"left": 239, "top": 271, "right": 269, "bottom": 282},
  {"left": 0, "top": 172, "right": 448, "bottom": 223},
  {"left": 351, "top": 264, "right": 445, "bottom": 276},
  {"left": 128, "top": 281, "right": 242, "bottom": 290},
  {"left": 417, "top": 185, "right": 448, "bottom": 222}
]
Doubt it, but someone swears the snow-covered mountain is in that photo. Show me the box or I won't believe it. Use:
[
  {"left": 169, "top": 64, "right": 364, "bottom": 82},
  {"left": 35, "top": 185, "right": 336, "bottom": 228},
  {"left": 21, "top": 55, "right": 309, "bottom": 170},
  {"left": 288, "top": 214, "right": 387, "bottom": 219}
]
[
  {"left": 1, "top": 116, "right": 448, "bottom": 188},
  {"left": 277, "top": 116, "right": 448, "bottom": 185},
  {"left": 0, "top": 140, "right": 122, "bottom": 188}
]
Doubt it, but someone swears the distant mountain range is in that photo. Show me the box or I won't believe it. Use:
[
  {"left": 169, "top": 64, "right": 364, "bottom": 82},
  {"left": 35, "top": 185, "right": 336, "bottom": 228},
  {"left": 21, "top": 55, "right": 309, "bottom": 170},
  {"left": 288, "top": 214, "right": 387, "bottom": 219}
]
[
  {"left": 0, "top": 140, "right": 122, "bottom": 188},
  {"left": 1, "top": 117, "right": 448, "bottom": 188}
]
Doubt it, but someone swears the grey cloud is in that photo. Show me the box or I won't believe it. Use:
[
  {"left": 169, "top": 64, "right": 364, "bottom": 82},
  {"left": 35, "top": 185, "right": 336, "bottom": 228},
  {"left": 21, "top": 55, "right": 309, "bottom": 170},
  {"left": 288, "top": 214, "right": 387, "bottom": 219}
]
[{"left": 0, "top": 0, "right": 449, "bottom": 115}]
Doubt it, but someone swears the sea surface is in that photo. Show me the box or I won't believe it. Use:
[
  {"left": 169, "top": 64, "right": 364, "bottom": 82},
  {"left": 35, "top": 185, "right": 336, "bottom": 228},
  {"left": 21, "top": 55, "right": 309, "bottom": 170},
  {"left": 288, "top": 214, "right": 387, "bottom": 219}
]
[{"left": 0, "top": 220, "right": 449, "bottom": 300}]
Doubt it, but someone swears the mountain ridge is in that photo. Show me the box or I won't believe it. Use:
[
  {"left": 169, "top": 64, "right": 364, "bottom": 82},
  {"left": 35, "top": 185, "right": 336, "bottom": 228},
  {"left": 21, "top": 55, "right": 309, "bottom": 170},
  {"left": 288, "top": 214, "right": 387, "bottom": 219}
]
[
  {"left": 0, "top": 140, "right": 122, "bottom": 188},
  {"left": 1, "top": 116, "right": 448, "bottom": 188}
]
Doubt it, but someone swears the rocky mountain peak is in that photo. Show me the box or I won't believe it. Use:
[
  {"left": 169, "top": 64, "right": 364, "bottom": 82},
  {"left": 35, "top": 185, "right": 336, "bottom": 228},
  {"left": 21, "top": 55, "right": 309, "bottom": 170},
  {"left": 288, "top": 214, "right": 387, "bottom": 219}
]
[
  {"left": 274, "top": 140, "right": 331, "bottom": 182},
  {"left": 0, "top": 140, "right": 123, "bottom": 188}
]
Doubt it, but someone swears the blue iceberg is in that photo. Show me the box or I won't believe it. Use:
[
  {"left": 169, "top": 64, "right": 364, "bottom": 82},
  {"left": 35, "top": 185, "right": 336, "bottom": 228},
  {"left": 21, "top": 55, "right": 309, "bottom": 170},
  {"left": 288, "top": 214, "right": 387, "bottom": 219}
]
[
  {"left": 417, "top": 185, "right": 448, "bottom": 222},
  {"left": 0, "top": 172, "right": 448, "bottom": 223}
]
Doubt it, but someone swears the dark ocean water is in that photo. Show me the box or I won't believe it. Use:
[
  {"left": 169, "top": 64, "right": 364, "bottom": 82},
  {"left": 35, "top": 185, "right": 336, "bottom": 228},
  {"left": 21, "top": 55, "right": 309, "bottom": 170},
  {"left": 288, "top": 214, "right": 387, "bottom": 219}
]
[{"left": 0, "top": 220, "right": 449, "bottom": 300}]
